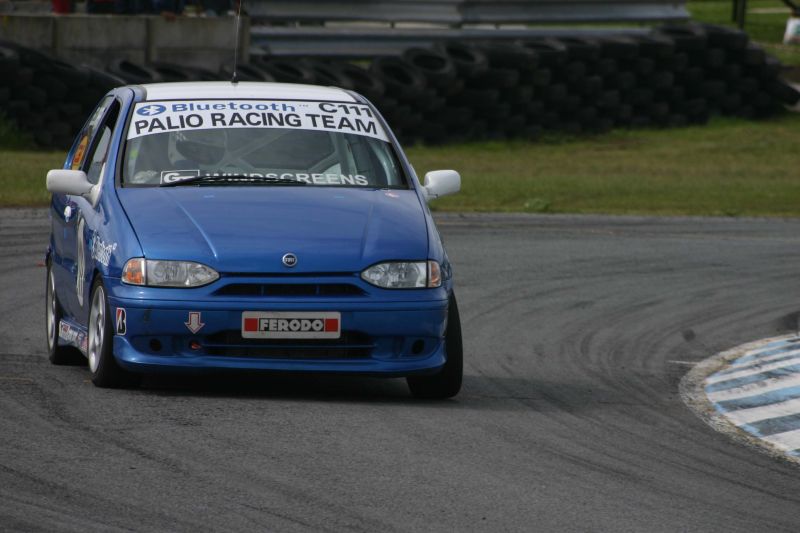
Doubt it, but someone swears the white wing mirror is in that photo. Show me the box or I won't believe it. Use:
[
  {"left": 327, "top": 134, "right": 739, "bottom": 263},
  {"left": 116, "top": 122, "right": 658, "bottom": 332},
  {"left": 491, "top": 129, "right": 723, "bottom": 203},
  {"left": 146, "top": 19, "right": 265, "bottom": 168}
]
[
  {"left": 422, "top": 170, "right": 460, "bottom": 202},
  {"left": 46, "top": 169, "right": 93, "bottom": 196}
]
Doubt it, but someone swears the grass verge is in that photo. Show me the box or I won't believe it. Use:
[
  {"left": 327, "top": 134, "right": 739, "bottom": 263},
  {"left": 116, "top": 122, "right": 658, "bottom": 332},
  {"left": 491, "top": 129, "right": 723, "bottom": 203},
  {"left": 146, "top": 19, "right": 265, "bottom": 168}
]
[
  {"left": 412, "top": 114, "right": 800, "bottom": 217},
  {"left": 4, "top": 114, "right": 800, "bottom": 217}
]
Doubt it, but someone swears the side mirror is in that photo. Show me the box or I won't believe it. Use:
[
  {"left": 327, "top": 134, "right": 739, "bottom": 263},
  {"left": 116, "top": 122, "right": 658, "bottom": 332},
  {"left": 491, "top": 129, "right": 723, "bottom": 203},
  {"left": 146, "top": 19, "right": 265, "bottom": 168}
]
[
  {"left": 46, "top": 169, "right": 93, "bottom": 196},
  {"left": 423, "top": 170, "right": 460, "bottom": 202}
]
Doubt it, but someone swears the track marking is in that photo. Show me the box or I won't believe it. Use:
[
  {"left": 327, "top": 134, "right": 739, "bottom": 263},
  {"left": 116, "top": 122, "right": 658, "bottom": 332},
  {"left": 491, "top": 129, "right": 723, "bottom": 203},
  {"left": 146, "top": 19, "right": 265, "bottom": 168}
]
[
  {"left": 680, "top": 334, "right": 800, "bottom": 465},
  {"left": 705, "top": 355, "right": 800, "bottom": 385},
  {"left": 707, "top": 374, "right": 800, "bottom": 402},
  {"left": 764, "top": 429, "right": 800, "bottom": 452},
  {"left": 724, "top": 397, "right": 800, "bottom": 425}
]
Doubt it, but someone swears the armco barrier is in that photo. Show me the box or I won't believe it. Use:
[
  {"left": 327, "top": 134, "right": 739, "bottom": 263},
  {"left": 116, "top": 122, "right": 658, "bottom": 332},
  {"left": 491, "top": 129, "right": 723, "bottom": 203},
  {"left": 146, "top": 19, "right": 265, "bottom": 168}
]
[
  {"left": 246, "top": 0, "right": 689, "bottom": 25},
  {"left": 0, "top": 14, "right": 249, "bottom": 70}
]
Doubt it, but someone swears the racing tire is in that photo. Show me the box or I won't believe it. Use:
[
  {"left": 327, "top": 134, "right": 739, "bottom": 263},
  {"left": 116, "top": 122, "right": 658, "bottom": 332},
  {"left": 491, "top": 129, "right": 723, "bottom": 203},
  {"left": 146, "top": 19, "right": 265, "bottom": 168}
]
[
  {"left": 402, "top": 47, "right": 457, "bottom": 88},
  {"left": 520, "top": 39, "right": 567, "bottom": 68},
  {"left": 407, "top": 294, "right": 463, "bottom": 399},
  {"left": 46, "top": 263, "right": 81, "bottom": 365},
  {"left": 87, "top": 278, "right": 138, "bottom": 388},
  {"left": 436, "top": 41, "right": 489, "bottom": 77},
  {"left": 556, "top": 36, "right": 601, "bottom": 62}
]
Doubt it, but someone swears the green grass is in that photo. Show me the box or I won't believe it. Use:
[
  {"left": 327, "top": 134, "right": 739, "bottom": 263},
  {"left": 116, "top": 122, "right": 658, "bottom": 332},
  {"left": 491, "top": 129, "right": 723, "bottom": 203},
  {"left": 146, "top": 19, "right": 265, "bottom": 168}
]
[
  {"left": 0, "top": 149, "right": 64, "bottom": 207},
  {"left": 411, "top": 114, "right": 800, "bottom": 217},
  {"left": 688, "top": 0, "right": 800, "bottom": 65},
  {"left": 5, "top": 115, "right": 800, "bottom": 216}
]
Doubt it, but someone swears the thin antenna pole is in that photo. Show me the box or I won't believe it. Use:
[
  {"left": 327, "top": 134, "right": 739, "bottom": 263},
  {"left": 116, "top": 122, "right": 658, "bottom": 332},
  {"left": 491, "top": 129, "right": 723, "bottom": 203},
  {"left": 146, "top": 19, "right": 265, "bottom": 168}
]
[{"left": 232, "top": 0, "right": 244, "bottom": 84}]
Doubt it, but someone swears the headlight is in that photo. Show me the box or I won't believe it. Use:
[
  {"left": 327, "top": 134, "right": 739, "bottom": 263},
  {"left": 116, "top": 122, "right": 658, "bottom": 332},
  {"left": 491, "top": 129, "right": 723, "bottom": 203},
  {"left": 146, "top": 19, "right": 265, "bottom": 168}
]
[
  {"left": 122, "top": 258, "right": 219, "bottom": 287},
  {"left": 360, "top": 261, "right": 442, "bottom": 289}
]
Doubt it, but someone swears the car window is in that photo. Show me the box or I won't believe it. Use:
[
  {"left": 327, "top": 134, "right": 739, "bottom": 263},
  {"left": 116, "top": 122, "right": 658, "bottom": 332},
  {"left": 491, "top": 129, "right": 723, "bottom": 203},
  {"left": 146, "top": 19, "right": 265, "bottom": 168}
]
[
  {"left": 84, "top": 101, "right": 120, "bottom": 185},
  {"left": 70, "top": 96, "right": 114, "bottom": 172},
  {"left": 122, "top": 99, "right": 408, "bottom": 188}
]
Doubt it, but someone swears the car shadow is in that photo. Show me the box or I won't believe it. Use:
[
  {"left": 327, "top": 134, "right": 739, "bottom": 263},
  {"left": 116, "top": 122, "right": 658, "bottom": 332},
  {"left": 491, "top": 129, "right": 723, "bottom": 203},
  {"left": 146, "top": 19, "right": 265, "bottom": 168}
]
[{"left": 134, "top": 371, "right": 612, "bottom": 412}]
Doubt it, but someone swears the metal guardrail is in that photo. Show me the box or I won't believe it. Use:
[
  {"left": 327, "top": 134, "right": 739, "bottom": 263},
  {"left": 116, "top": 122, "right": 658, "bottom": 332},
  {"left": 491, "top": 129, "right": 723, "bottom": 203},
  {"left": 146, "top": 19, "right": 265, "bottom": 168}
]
[
  {"left": 247, "top": 0, "right": 689, "bottom": 25},
  {"left": 250, "top": 26, "right": 653, "bottom": 58}
]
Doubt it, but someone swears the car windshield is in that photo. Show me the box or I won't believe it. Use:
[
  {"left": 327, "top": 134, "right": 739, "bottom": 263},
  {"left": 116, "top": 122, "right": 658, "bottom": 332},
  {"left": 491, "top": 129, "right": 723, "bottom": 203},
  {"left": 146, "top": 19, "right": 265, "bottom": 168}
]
[{"left": 122, "top": 99, "right": 407, "bottom": 188}]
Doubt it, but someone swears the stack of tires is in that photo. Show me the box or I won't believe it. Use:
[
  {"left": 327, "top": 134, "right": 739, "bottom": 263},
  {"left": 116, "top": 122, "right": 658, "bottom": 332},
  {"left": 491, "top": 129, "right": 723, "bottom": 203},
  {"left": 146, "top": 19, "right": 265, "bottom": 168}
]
[
  {"left": 2, "top": 23, "right": 799, "bottom": 149},
  {"left": 0, "top": 41, "right": 125, "bottom": 148}
]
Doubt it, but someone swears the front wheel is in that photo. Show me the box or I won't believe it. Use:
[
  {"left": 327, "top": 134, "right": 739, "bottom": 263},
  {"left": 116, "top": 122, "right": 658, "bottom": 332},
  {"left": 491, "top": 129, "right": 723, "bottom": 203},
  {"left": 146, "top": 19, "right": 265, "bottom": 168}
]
[
  {"left": 407, "top": 294, "right": 463, "bottom": 399},
  {"left": 46, "top": 262, "right": 81, "bottom": 365},
  {"left": 87, "top": 279, "right": 138, "bottom": 388}
]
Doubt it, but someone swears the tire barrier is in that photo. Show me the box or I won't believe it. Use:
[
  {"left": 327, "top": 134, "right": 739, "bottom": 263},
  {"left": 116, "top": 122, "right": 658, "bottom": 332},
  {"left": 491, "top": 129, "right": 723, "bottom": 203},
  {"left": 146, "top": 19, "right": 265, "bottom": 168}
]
[{"left": 1, "top": 23, "right": 799, "bottom": 149}]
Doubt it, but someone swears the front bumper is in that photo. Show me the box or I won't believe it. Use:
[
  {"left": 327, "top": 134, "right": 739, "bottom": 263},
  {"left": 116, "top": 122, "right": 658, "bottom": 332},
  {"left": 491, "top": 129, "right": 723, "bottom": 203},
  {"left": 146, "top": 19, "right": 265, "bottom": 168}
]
[{"left": 108, "top": 282, "right": 450, "bottom": 376}]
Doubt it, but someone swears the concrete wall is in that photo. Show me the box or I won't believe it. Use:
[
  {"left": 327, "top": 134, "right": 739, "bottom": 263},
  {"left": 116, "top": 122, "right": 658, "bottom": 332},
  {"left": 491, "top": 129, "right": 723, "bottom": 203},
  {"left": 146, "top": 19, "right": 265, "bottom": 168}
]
[{"left": 0, "top": 14, "right": 249, "bottom": 69}]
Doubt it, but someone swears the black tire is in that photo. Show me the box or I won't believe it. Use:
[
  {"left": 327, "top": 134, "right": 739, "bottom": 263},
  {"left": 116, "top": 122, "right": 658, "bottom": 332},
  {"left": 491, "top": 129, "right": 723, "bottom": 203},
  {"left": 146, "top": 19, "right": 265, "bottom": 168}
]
[
  {"left": 592, "top": 57, "right": 617, "bottom": 77},
  {"left": 581, "top": 75, "right": 604, "bottom": 96},
  {"left": 79, "top": 64, "right": 126, "bottom": 92},
  {"left": 107, "top": 58, "right": 163, "bottom": 85},
  {"left": 436, "top": 41, "right": 489, "bottom": 77},
  {"left": 259, "top": 59, "right": 316, "bottom": 84},
  {"left": 702, "top": 24, "right": 749, "bottom": 50},
  {"left": 656, "top": 24, "right": 708, "bottom": 52},
  {"left": 332, "top": 62, "right": 386, "bottom": 100},
  {"left": 741, "top": 43, "right": 767, "bottom": 67},
  {"left": 300, "top": 59, "right": 351, "bottom": 89},
  {"left": 468, "top": 67, "right": 519, "bottom": 90},
  {"left": 370, "top": 57, "right": 427, "bottom": 99},
  {"left": 527, "top": 67, "right": 552, "bottom": 87},
  {"left": 705, "top": 47, "right": 727, "bottom": 69},
  {"left": 479, "top": 41, "right": 538, "bottom": 71},
  {"left": 407, "top": 294, "right": 463, "bottom": 399},
  {"left": 149, "top": 62, "right": 196, "bottom": 82},
  {"left": 46, "top": 262, "right": 81, "bottom": 365},
  {"left": 769, "top": 79, "right": 800, "bottom": 106},
  {"left": 403, "top": 47, "right": 457, "bottom": 88},
  {"left": 634, "top": 34, "right": 676, "bottom": 59},
  {"left": 520, "top": 39, "right": 568, "bottom": 68},
  {"left": 555, "top": 36, "right": 601, "bottom": 62},
  {"left": 598, "top": 37, "right": 639, "bottom": 60},
  {"left": 0, "top": 45, "right": 20, "bottom": 76},
  {"left": 219, "top": 62, "right": 275, "bottom": 83},
  {"left": 87, "top": 278, "right": 138, "bottom": 388}
]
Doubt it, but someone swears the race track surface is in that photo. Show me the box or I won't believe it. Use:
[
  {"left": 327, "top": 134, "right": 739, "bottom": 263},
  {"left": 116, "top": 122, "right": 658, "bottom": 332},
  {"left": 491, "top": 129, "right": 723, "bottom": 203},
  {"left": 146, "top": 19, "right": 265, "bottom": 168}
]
[{"left": 2, "top": 209, "right": 800, "bottom": 532}]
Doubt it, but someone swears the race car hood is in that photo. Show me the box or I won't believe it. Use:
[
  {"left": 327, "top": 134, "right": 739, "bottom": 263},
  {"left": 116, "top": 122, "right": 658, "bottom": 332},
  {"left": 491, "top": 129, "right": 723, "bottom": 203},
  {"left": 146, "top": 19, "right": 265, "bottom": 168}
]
[{"left": 116, "top": 186, "right": 428, "bottom": 273}]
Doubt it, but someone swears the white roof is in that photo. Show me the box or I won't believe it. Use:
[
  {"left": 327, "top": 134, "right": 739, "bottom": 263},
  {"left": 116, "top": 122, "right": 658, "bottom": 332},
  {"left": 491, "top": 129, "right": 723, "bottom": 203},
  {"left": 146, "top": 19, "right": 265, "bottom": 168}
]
[{"left": 140, "top": 81, "right": 357, "bottom": 102}]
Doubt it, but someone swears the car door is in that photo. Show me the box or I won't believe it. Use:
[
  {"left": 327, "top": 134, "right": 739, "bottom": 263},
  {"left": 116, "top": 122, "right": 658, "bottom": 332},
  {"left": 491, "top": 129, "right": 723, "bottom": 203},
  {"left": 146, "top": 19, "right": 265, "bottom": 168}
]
[{"left": 55, "top": 96, "right": 120, "bottom": 322}]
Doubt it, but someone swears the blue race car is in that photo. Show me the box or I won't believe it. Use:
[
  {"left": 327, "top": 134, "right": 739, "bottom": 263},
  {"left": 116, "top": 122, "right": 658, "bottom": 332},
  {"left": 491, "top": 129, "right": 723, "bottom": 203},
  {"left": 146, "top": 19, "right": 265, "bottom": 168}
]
[{"left": 45, "top": 81, "right": 463, "bottom": 398}]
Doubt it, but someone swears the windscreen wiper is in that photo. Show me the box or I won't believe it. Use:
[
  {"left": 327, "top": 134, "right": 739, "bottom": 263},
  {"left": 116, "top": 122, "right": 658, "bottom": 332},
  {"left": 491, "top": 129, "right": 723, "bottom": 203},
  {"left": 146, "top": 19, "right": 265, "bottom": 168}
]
[{"left": 159, "top": 174, "right": 308, "bottom": 187}]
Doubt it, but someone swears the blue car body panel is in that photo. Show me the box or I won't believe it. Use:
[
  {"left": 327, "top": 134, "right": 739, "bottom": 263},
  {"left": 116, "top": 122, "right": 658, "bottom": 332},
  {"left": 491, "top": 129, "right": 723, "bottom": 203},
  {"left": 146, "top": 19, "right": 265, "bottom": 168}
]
[{"left": 48, "top": 84, "right": 454, "bottom": 376}]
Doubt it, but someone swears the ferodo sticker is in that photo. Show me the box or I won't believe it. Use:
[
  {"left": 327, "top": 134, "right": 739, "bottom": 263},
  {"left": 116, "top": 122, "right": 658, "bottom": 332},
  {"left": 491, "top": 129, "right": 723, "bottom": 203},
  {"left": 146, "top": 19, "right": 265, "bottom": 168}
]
[
  {"left": 128, "top": 100, "right": 389, "bottom": 142},
  {"left": 241, "top": 311, "right": 341, "bottom": 339}
]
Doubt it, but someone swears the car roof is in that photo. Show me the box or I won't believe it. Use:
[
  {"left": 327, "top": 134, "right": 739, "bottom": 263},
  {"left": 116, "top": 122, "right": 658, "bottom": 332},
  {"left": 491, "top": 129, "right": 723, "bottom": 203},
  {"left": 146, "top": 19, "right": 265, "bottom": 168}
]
[{"left": 138, "top": 81, "right": 358, "bottom": 102}]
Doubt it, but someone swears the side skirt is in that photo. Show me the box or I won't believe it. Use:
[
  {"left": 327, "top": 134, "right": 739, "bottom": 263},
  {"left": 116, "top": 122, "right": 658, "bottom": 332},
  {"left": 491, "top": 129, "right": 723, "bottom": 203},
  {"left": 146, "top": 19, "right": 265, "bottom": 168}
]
[{"left": 58, "top": 318, "right": 89, "bottom": 356}]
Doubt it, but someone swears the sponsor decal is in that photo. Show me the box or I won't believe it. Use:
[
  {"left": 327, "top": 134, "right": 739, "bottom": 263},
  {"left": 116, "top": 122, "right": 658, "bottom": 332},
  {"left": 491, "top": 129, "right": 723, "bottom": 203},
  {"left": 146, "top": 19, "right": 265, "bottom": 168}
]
[
  {"left": 76, "top": 218, "right": 86, "bottom": 307},
  {"left": 91, "top": 233, "right": 117, "bottom": 267},
  {"left": 160, "top": 169, "right": 200, "bottom": 184},
  {"left": 241, "top": 311, "right": 341, "bottom": 339},
  {"left": 115, "top": 308, "right": 126, "bottom": 336},
  {"left": 128, "top": 100, "right": 389, "bottom": 142},
  {"left": 136, "top": 104, "right": 167, "bottom": 116},
  {"left": 185, "top": 312, "right": 205, "bottom": 334},
  {"left": 71, "top": 135, "right": 89, "bottom": 170},
  {"left": 59, "top": 320, "right": 88, "bottom": 355}
]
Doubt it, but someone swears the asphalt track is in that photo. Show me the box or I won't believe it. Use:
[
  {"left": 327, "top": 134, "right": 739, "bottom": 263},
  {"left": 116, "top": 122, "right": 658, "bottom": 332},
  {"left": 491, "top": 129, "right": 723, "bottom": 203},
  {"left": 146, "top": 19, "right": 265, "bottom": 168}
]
[{"left": 2, "top": 208, "right": 800, "bottom": 532}]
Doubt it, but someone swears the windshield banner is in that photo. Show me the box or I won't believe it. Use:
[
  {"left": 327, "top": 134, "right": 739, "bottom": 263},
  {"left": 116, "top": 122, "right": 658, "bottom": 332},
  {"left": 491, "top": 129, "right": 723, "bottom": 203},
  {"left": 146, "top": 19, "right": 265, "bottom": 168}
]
[{"left": 128, "top": 100, "right": 389, "bottom": 142}]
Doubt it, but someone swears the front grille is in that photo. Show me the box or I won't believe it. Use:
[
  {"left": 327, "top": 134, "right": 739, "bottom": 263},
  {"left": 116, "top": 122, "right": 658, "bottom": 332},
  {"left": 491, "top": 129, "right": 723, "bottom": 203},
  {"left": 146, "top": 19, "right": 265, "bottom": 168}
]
[
  {"left": 214, "top": 283, "right": 365, "bottom": 297},
  {"left": 202, "top": 330, "right": 373, "bottom": 359}
]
